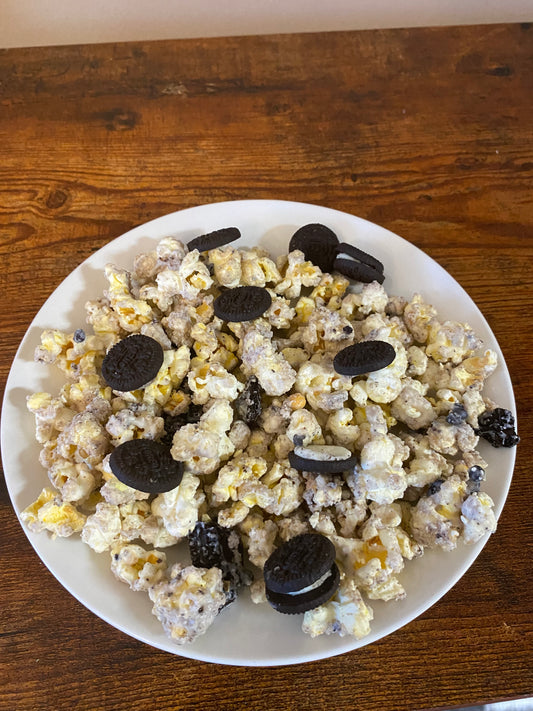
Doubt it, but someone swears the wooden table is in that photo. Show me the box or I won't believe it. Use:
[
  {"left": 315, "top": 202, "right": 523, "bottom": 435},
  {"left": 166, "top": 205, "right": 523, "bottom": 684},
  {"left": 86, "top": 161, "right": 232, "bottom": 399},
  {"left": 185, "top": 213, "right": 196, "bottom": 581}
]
[{"left": 1, "top": 22, "right": 532, "bottom": 711}]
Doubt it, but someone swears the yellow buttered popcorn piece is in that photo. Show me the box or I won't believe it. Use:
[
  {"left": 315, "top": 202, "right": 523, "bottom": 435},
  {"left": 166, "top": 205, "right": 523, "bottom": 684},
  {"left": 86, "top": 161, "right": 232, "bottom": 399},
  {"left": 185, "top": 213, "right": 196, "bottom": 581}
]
[
  {"left": 21, "top": 488, "right": 86, "bottom": 537},
  {"left": 105, "top": 264, "right": 155, "bottom": 332}
]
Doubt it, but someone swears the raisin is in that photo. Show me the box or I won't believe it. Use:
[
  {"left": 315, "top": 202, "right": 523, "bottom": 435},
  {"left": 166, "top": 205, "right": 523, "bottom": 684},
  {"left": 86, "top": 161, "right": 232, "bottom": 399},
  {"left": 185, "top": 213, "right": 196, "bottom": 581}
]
[{"left": 234, "top": 376, "right": 263, "bottom": 424}]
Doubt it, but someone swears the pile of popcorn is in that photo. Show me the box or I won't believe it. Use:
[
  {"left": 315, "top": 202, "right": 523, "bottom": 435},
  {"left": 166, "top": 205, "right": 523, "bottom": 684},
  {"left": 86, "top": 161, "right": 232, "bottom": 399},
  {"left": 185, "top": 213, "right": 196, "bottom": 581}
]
[{"left": 22, "top": 234, "right": 499, "bottom": 644}]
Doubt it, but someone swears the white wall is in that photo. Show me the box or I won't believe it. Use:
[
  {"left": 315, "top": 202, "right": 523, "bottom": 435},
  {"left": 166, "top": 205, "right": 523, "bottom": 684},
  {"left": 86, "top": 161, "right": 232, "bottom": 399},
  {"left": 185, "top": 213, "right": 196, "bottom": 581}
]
[{"left": 1, "top": 0, "right": 531, "bottom": 49}]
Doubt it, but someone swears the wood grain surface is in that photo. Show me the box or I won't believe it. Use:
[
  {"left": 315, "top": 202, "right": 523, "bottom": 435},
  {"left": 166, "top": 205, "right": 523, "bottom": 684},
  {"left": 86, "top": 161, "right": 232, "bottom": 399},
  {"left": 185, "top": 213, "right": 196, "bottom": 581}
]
[{"left": 1, "top": 23, "right": 532, "bottom": 711}]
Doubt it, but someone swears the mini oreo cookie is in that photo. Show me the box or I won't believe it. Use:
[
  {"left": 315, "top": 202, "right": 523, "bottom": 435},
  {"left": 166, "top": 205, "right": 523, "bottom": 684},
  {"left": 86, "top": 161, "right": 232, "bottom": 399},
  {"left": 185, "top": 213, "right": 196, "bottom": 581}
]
[
  {"left": 187, "top": 226, "right": 241, "bottom": 253},
  {"left": 333, "top": 340, "right": 396, "bottom": 376},
  {"left": 288, "top": 223, "right": 339, "bottom": 273},
  {"left": 263, "top": 533, "right": 340, "bottom": 614},
  {"left": 213, "top": 285, "right": 272, "bottom": 322},
  {"left": 333, "top": 256, "right": 385, "bottom": 284},
  {"left": 335, "top": 242, "right": 384, "bottom": 275},
  {"left": 265, "top": 564, "right": 340, "bottom": 615},
  {"left": 101, "top": 334, "right": 164, "bottom": 391},
  {"left": 288, "top": 445, "right": 358, "bottom": 474},
  {"left": 109, "top": 439, "right": 184, "bottom": 493}
]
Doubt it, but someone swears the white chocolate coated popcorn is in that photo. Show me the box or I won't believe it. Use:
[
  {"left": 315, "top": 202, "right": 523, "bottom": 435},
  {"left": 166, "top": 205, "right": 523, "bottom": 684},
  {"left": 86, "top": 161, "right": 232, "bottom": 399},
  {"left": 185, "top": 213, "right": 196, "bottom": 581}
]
[{"left": 23, "top": 230, "right": 507, "bottom": 646}]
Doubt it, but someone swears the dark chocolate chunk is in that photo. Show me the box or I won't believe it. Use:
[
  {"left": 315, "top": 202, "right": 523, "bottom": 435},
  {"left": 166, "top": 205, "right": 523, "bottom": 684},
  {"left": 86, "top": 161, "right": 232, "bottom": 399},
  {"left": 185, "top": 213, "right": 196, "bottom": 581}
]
[
  {"left": 265, "top": 562, "right": 340, "bottom": 615},
  {"left": 288, "top": 223, "right": 339, "bottom": 273},
  {"left": 333, "top": 340, "right": 396, "bottom": 376},
  {"left": 288, "top": 449, "right": 358, "bottom": 474},
  {"left": 335, "top": 242, "right": 384, "bottom": 274},
  {"left": 188, "top": 521, "right": 252, "bottom": 604},
  {"left": 213, "top": 286, "right": 272, "bottom": 322},
  {"left": 187, "top": 227, "right": 241, "bottom": 253},
  {"left": 109, "top": 438, "right": 184, "bottom": 493},
  {"left": 333, "top": 256, "right": 385, "bottom": 284},
  {"left": 234, "top": 376, "right": 263, "bottom": 424},
  {"left": 101, "top": 334, "right": 164, "bottom": 391},
  {"left": 263, "top": 533, "right": 336, "bottom": 594}
]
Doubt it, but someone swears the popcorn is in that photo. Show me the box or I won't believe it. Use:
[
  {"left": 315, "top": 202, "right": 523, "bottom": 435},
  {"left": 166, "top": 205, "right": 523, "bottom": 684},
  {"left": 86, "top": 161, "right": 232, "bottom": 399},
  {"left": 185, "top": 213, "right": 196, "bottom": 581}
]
[
  {"left": 241, "top": 325, "right": 297, "bottom": 396},
  {"left": 391, "top": 384, "right": 436, "bottom": 430},
  {"left": 208, "top": 246, "right": 242, "bottom": 288},
  {"left": 295, "top": 357, "right": 351, "bottom": 412},
  {"left": 148, "top": 564, "right": 226, "bottom": 644},
  {"left": 302, "top": 579, "right": 374, "bottom": 638},
  {"left": 461, "top": 492, "right": 497, "bottom": 544},
  {"left": 171, "top": 401, "right": 235, "bottom": 475},
  {"left": 21, "top": 487, "right": 86, "bottom": 537},
  {"left": 151, "top": 472, "right": 205, "bottom": 539},
  {"left": 104, "top": 264, "right": 155, "bottom": 332},
  {"left": 155, "top": 250, "right": 213, "bottom": 303},
  {"left": 47, "top": 459, "right": 97, "bottom": 503},
  {"left": 24, "top": 231, "right": 506, "bottom": 647},
  {"left": 110, "top": 543, "right": 167, "bottom": 591},
  {"left": 187, "top": 359, "right": 242, "bottom": 404},
  {"left": 410, "top": 475, "right": 469, "bottom": 551},
  {"left": 81, "top": 502, "right": 122, "bottom": 552},
  {"left": 274, "top": 249, "right": 323, "bottom": 299},
  {"left": 241, "top": 247, "right": 281, "bottom": 286}
]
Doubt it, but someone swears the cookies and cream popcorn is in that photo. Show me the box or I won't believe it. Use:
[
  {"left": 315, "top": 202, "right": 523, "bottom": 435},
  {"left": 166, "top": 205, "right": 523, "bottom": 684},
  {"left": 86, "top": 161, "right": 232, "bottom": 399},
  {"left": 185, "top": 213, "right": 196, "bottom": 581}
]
[
  {"left": 23, "top": 227, "right": 516, "bottom": 647},
  {"left": 171, "top": 401, "right": 235, "bottom": 475},
  {"left": 148, "top": 564, "right": 227, "bottom": 644},
  {"left": 104, "top": 264, "right": 155, "bottom": 332},
  {"left": 110, "top": 543, "right": 167, "bottom": 592},
  {"left": 21, "top": 487, "right": 86, "bottom": 537},
  {"left": 151, "top": 472, "right": 206, "bottom": 539},
  {"left": 208, "top": 246, "right": 242, "bottom": 288},
  {"left": 274, "top": 249, "right": 323, "bottom": 299},
  {"left": 47, "top": 459, "right": 97, "bottom": 503},
  {"left": 241, "top": 324, "right": 297, "bottom": 396},
  {"left": 302, "top": 579, "right": 373, "bottom": 638}
]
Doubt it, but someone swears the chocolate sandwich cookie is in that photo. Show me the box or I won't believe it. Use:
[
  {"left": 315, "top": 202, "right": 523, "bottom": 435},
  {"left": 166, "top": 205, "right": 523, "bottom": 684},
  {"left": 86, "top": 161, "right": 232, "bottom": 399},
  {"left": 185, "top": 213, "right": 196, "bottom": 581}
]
[
  {"left": 288, "top": 444, "right": 358, "bottom": 474},
  {"left": 188, "top": 521, "right": 251, "bottom": 604},
  {"left": 109, "top": 438, "right": 184, "bottom": 493},
  {"left": 101, "top": 334, "right": 164, "bottom": 391},
  {"left": 333, "top": 256, "right": 385, "bottom": 284},
  {"left": 335, "top": 241, "right": 384, "bottom": 275},
  {"left": 213, "top": 285, "right": 272, "bottom": 322},
  {"left": 333, "top": 340, "right": 396, "bottom": 376},
  {"left": 288, "top": 223, "right": 339, "bottom": 273},
  {"left": 263, "top": 533, "right": 340, "bottom": 614},
  {"left": 187, "top": 226, "right": 241, "bottom": 253}
]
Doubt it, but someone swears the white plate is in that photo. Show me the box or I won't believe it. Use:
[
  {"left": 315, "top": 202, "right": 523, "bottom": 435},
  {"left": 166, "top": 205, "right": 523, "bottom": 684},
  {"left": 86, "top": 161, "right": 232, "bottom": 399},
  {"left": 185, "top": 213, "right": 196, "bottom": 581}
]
[{"left": 1, "top": 199, "right": 517, "bottom": 666}]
